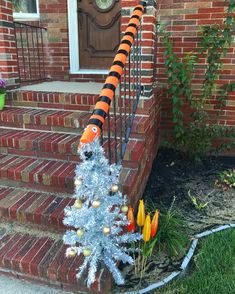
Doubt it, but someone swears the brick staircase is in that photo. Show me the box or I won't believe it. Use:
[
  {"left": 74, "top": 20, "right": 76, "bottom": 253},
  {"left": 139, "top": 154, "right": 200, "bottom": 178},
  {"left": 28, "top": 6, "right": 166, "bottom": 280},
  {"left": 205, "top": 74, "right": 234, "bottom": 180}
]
[{"left": 0, "top": 82, "right": 152, "bottom": 293}]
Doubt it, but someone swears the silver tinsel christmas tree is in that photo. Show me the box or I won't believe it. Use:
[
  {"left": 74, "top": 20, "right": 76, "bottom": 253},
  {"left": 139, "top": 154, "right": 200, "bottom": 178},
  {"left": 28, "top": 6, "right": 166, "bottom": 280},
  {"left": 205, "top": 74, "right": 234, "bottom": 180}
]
[{"left": 63, "top": 138, "right": 141, "bottom": 287}]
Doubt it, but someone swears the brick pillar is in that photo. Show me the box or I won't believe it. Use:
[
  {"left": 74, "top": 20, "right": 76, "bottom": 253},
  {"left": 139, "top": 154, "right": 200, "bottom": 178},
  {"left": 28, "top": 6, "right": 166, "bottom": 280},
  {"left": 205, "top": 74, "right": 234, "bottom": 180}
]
[
  {"left": 0, "top": 0, "right": 19, "bottom": 86},
  {"left": 138, "top": 0, "right": 160, "bottom": 183},
  {"left": 121, "top": 1, "right": 160, "bottom": 204},
  {"left": 120, "top": 0, "right": 158, "bottom": 111},
  {"left": 121, "top": 0, "right": 159, "bottom": 151}
]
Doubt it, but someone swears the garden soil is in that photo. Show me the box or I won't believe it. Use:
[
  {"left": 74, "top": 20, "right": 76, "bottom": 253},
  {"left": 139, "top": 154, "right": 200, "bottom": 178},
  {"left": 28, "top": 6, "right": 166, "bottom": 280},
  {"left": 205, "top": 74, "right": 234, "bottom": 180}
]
[{"left": 114, "top": 148, "right": 235, "bottom": 293}]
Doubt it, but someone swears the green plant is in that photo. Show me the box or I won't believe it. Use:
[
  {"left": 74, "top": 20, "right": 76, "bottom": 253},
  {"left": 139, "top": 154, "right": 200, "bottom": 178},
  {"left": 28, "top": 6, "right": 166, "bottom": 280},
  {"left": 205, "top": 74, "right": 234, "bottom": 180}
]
[
  {"left": 0, "top": 79, "right": 7, "bottom": 95},
  {"left": 217, "top": 168, "right": 235, "bottom": 188},
  {"left": 155, "top": 228, "right": 235, "bottom": 294},
  {"left": 160, "top": 0, "right": 235, "bottom": 161},
  {"left": 129, "top": 198, "right": 188, "bottom": 283},
  {"left": 188, "top": 190, "right": 209, "bottom": 210},
  {"left": 147, "top": 198, "right": 188, "bottom": 257},
  {"left": 155, "top": 210, "right": 188, "bottom": 257}
]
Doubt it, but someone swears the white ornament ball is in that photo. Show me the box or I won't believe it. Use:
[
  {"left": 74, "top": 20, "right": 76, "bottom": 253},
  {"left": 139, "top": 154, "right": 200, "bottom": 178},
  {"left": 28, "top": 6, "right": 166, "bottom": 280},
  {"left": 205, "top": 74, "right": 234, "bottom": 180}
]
[
  {"left": 121, "top": 205, "right": 128, "bottom": 213},
  {"left": 111, "top": 184, "right": 119, "bottom": 193},
  {"left": 67, "top": 248, "right": 76, "bottom": 257},
  {"left": 77, "top": 229, "right": 84, "bottom": 237},
  {"left": 74, "top": 199, "right": 82, "bottom": 209},
  {"left": 92, "top": 200, "right": 101, "bottom": 208},
  {"left": 83, "top": 248, "right": 91, "bottom": 257},
  {"left": 74, "top": 179, "right": 82, "bottom": 187},
  {"left": 103, "top": 226, "right": 111, "bottom": 235}
]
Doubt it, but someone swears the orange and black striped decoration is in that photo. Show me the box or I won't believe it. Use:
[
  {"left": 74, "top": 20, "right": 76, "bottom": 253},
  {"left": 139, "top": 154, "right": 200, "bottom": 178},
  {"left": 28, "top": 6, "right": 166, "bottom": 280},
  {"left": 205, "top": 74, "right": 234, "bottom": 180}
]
[{"left": 79, "top": 1, "right": 146, "bottom": 148}]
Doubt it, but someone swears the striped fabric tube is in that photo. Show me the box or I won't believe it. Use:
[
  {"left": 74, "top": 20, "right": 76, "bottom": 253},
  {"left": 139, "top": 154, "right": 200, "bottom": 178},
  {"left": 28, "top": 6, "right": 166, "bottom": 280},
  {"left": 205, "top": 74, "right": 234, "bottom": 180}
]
[{"left": 79, "top": 1, "right": 146, "bottom": 148}]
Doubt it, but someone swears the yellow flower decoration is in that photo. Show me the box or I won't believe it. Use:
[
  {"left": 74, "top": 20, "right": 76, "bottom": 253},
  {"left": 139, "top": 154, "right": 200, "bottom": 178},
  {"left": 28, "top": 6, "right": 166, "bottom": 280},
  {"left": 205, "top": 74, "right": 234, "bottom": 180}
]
[
  {"left": 142, "top": 213, "right": 151, "bottom": 242},
  {"left": 151, "top": 209, "right": 159, "bottom": 238},
  {"left": 137, "top": 200, "right": 145, "bottom": 227}
]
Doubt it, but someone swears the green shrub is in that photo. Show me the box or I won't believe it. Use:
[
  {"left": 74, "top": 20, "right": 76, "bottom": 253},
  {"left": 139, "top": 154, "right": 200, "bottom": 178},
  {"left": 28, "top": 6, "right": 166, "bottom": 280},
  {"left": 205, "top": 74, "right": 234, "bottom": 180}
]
[
  {"left": 217, "top": 168, "right": 235, "bottom": 188},
  {"left": 160, "top": 0, "right": 235, "bottom": 161},
  {"left": 155, "top": 209, "right": 188, "bottom": 257},
  {"left": 147, "top": 200, "right": 188, "bottom": 257}
]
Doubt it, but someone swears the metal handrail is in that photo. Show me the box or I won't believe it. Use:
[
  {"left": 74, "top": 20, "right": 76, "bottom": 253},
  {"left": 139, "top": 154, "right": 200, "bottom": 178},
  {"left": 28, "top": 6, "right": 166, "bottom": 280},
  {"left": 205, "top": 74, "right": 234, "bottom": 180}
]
[
  {"left": 79, "top": 1, "right": 146, "bottom": 164},
  {"left": 14, "top": 21, "right": 47, "bottom": 83}
]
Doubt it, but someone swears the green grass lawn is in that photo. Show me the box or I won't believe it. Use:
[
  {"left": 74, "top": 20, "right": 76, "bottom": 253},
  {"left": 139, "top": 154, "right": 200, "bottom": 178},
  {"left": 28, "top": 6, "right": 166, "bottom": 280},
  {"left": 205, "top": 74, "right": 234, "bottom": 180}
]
[{"left": 155, "top": 228, "right": 235, "bottom": 294}]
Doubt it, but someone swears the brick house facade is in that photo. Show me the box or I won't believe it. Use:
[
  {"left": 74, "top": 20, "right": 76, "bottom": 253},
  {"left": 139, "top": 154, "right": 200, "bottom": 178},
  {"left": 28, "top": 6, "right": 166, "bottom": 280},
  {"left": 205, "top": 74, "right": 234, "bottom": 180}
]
[
  {"left": 0, "top": 0, "right": 234, "bottom": 225},
  {"left": 0, "top": 0, "right": 161, "bottom": 203},
  {"left": 0, "top": 2, "right": 160, "bottom": 290},
  {"left": 0, "top": 1, "right": 234, "bottom": 291},
  {"left": 1, "top": 1, "right": 234, "bottom": 132},
  {"left": 1, "top": 1, "right": 157, "bottom": 82},
  {"left": 156, "top": 0, "right": 235, "bottom": 140}
]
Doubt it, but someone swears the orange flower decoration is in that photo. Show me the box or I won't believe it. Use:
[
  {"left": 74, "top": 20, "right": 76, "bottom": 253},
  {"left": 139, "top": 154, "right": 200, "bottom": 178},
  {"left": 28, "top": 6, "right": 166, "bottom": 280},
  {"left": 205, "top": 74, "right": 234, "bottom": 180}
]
[
  {"left": 137, "top": 200, "right": 145, "bottom": 227},
  {"left": 142, "top": 213, "right": 151, "bottom": 242},
  {"left": 127, "top": 206, "right": 135, "bottom": 232},
  {"left": 150, "top": 209, "right": 159, "bottom": 238}
]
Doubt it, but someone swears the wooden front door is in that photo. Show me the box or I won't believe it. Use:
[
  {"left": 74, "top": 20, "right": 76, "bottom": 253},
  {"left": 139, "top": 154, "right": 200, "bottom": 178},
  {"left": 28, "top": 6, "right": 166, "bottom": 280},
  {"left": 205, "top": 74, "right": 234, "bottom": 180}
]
[{"left": 78, "top": 0, "right": 120, "bottom": 70}]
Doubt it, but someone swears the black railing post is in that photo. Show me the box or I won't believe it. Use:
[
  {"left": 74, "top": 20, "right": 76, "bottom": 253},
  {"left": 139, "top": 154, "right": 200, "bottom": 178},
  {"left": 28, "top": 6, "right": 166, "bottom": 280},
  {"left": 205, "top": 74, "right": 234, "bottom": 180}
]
[
  {"left": 14, "top": 21, "right": 47, "bottom": 83},
  {"left": 40, "top": 26, "right": 46, "bottom": 79}
]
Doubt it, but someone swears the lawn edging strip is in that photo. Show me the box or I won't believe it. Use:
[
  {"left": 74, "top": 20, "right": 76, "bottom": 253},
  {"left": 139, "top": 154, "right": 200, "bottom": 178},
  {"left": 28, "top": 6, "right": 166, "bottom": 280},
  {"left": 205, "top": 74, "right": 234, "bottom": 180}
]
[{"left": 120, "top": 223, "right": 235, "bottom": 294}]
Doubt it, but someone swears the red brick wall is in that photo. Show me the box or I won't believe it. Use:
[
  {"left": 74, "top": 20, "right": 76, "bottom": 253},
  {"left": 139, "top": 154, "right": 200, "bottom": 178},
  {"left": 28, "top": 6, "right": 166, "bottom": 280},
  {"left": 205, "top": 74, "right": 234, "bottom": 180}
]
[
  {"left": 0, "top": 0, "right": 19, "bottom": 86},
  {"left": 156, "top": 0, "right": 235, "bottom": 140},
  {"left": 34, "top": 0, "right": 69, "bottom": 81},
  {"left": 41, "top": 1, "right": 69, "bottom": 80}
]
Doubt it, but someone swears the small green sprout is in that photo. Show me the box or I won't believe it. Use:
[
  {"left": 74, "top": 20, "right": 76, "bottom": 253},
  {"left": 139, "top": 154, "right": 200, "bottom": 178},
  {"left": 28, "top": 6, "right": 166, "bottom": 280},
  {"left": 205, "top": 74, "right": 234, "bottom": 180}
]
[
  {"left": 188, "top": 190, "right": 209, "bottom": 210},
  {"left": 217, "top": 168, "right": 235, "bottom": 189}
]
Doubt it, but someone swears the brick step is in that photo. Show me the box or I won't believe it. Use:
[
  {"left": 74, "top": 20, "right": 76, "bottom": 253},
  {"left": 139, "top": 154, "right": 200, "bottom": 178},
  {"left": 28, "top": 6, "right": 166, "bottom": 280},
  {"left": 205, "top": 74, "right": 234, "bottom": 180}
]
[
  {"left": 0, "top": 154, "right": 76, "bottom": 193},
  {"left": 7, "top": 90, "right": 152, "bottom": 116},
  {"left": 0, "top": 128, "right": 145, "bottom": 167},
  {"left": 0, "top": 220, "right": 111, "bottom": 293},
  {"left": 0, "top": 151, "right": 140, "bottom": 192},
  {"left": 0, "top": 187, "right": 74, "bottom": 231},
  {"left": 7, "top": 90, "right": 99, "bottom": 112},
  {"left": 0, "top": 128, "right": 80, "bottom": 161},
  {"left": 0, "top": 157, "right": 140, "bottom": 231},
  {"left": 0, "top": 106, "right": 89, "bottom": 133},
  {"left": 0, "top": 163, "right": 139, "bottom": 232},
  {"left": 0, "top": 106, "right": 149, "bottom": 137}
]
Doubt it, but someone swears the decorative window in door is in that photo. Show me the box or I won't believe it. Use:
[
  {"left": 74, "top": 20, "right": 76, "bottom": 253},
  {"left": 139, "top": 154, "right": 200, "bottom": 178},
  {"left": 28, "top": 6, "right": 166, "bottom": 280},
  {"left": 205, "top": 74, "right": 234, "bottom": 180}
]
[
  {"left": 94, "top": 0, "right": 114, "bottom": 10},
  {"left": 13, "top": 0, "right": 39, "bottom": 20}
]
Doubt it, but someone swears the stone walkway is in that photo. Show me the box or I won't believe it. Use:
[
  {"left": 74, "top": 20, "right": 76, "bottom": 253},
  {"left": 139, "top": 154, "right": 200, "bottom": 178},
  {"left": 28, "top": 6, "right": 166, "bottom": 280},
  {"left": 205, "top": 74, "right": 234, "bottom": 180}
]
[{"left": 0, "top": 274, "right": 72, "bottom": 294}]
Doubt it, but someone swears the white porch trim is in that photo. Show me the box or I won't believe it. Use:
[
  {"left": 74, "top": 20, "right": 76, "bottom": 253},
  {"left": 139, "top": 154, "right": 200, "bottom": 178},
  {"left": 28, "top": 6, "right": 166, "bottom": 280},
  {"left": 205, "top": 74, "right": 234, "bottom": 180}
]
[{"left": 67, "top": 0, "right": 109, "bottom": 75}]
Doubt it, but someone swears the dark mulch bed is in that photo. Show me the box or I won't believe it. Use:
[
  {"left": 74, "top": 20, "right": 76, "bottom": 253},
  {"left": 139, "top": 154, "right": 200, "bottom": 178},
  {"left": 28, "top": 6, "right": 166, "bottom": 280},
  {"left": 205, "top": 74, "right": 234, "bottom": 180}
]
[{"left": 114, "top": 148, "right": 235, "bottom": 293}]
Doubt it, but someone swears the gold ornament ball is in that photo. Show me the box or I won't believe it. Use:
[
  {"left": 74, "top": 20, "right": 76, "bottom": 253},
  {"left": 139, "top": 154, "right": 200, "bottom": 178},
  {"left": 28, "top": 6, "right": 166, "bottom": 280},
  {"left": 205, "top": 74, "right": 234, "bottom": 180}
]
[
  {"left": 121, "top": 205, "right": 128, "bottom": 213},
  {"left": 83, "top": 248, "right": 91, "bottom": 257},
  {"left": 67, "top": 248, "right": 76, "bottom": 257},
  {"left": 92, "top": 200, "right": 101, "bottom": 208},
  {"left": 111, "top": 184, "right": 119, "bottom": 193},
  {"left": 74, "top": 199, "right": 82, "bottom": 209},
  {"left": 74, "top": 179, "right": 82, "bottom": 187},
  {"left": 103, "top": 226, "right": 111, "bottom": 235},
  {"left": 77, "top": 229, "right": 84, "bottom": 237}
]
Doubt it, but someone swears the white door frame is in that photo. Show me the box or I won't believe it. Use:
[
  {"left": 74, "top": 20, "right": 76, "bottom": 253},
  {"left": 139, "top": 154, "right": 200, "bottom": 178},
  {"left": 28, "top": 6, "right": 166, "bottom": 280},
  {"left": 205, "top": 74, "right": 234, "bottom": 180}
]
[{"left": 67, "top": 0, "right": 109, "bottom": 74}]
